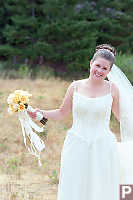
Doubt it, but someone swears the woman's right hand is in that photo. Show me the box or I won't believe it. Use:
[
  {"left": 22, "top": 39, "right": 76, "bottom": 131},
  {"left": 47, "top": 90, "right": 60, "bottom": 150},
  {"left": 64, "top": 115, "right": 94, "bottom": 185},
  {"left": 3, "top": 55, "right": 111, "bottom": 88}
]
[{"left": 27, "top": 108, "right": 43, "bottom": 119}]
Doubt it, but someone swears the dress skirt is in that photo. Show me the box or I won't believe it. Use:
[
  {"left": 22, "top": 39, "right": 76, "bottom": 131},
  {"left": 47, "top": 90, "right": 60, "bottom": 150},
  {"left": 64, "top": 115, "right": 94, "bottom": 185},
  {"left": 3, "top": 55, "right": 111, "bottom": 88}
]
[{"left": 57, "top": 129, "right": 120, "bottom": 200}]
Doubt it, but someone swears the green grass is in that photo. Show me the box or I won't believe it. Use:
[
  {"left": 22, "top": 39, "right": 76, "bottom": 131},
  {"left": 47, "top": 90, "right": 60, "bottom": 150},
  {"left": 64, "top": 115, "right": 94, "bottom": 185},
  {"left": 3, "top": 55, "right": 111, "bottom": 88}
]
[{"left": 115, "top": 52, "right": 133, "bottom": 83}]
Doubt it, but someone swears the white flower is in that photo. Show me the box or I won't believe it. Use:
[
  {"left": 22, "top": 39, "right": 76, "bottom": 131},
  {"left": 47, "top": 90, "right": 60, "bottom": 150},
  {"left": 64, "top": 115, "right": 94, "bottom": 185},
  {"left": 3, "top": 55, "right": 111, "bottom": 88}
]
[
  {"left": 7, "top": 93, "right": 14, "bottom": 104},
  {"left": 14, "top": 90, "right": 23, "bottom": 94},
  {"left": 14, "top": 90, "right": 32, "bottom": 98},
  {"left": 13, "top": 104, "right": 19, "bottom": 110},
  {"left": 8, "top": 108, "right": 13, "bottom": 115}
]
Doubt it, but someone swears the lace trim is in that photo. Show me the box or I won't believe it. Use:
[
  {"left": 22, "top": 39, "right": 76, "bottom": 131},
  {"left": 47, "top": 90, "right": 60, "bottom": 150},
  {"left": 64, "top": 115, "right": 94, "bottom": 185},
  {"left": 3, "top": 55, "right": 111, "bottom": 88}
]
[
  {"left": 109, "top": 81, "right": 112, "bottom": 94},
  {"left": 73, "top": 80, "right": 112, "bottom": 96}
]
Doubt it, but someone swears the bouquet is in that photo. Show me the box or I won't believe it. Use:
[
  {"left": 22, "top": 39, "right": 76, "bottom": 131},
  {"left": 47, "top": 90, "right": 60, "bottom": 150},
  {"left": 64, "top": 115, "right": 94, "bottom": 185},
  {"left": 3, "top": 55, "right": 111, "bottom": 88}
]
[{"left": 7, "top": 90, "right": 48, "bottom": 166}]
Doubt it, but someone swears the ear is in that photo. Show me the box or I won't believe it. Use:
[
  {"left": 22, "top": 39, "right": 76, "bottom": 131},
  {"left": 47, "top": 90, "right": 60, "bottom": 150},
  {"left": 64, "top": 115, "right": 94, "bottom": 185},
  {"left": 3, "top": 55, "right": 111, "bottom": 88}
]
[{"left": 90, "top": 59, "right": 93, "bottom": 67}]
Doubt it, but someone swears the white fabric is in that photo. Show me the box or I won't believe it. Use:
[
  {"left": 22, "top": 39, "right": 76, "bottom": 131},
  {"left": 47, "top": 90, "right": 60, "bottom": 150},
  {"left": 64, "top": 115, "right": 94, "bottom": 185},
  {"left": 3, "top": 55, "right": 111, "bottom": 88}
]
[
  {"left": 57, "top": 81, "right": 133, "bottom": 200},
  {"left": 18, "top": 109, "right": 45, "bottom": 166},
  {"left": 107, "top": 64, "right": 133, "bottom": 141},
  {"left": 58, "top": 85, "right": 121, "bottom": 200},
  {"left": 107, "top": 64, "right": 133, "bottom": 185},
  {"left": 117, "top": 141, "right": 133, "bottom": 184}
]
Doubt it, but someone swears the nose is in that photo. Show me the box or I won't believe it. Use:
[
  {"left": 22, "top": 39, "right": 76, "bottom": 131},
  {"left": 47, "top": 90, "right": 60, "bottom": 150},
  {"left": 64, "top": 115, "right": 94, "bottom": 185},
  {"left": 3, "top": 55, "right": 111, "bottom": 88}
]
[{"left": 97, "top": 68, "right": 103, "bottom": 74}]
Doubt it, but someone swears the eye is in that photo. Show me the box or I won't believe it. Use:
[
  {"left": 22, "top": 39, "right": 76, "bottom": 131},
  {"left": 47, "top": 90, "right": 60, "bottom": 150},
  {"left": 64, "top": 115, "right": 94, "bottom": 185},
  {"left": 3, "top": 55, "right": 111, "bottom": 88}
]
[
  {"left": 96, "top": 64, "right": 100, "bottom": 67},
  {"left": 103, "top": 67, "right": 107, "bottom": 70}
]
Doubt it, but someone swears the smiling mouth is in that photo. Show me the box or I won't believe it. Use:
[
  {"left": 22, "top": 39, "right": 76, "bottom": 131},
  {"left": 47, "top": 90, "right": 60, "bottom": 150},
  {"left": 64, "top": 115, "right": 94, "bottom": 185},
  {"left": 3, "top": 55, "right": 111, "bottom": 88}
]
[{"left": 94, "top": 73, "right": 103, "bottom": 77}]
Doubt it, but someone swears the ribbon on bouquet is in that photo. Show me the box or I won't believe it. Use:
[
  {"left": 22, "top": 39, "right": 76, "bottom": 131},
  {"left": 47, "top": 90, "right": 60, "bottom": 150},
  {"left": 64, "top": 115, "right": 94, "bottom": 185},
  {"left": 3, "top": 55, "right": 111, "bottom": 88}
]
[
  {"left": 7, "top": 90, "right": 48, "bottom": 166},
  {"left": 18, "top": 108, "right": 45, "bottom": 167}
]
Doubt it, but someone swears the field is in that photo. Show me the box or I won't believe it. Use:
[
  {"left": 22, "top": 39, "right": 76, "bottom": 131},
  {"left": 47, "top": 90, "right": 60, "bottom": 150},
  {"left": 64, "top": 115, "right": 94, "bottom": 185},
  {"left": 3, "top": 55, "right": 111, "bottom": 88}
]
[{"left": 0, "top": 78, "right": 120, "bottom": 200}]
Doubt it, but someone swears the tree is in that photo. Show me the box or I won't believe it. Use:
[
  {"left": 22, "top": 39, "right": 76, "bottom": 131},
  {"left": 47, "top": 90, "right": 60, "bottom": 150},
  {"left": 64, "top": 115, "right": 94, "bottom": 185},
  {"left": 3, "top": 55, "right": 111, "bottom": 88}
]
[{"left": 0, "top": 0, "right": 133, "bottom": 72}]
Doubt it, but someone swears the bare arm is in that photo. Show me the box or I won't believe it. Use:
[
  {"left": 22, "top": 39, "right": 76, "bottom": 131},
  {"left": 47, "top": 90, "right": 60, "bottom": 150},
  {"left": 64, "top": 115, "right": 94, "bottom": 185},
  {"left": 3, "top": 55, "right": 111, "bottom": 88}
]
[
  {"left": 28, "top": 81, "right": 76, "bottom": 121},
  {"left": 42, "top": 81, "right": 76, "bottom": 120},
  {"left": 111, "top": 83, "right": 120, "bottom": 122}
]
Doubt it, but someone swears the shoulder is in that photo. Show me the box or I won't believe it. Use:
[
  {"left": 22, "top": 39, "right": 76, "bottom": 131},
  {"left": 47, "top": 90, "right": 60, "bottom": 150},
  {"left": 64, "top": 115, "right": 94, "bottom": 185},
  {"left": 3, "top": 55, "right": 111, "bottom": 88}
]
[
  {"left": 104, "top": 80, "right": 119, "bottom": 91},
  {"left": 67, "top": 79, "right": 83, "bottom": 94},
  {"left": 104, "top": 80, "right": 119, "bottom": 98},
  {"left": 72, "top": 79, "right": 87, "bottom": 86},
  {"left": 110, "top": 81, "right": 119, "bottom": 99},
  {"left": 70, "top": 79, "right": 83, "bottom": 89}
]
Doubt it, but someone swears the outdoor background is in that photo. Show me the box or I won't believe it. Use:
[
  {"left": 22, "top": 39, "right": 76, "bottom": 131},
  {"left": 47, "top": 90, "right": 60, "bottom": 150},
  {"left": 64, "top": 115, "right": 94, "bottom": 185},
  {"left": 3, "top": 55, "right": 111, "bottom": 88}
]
[{"left": 0, "top": 0, "right": 133, "bottom": 199}]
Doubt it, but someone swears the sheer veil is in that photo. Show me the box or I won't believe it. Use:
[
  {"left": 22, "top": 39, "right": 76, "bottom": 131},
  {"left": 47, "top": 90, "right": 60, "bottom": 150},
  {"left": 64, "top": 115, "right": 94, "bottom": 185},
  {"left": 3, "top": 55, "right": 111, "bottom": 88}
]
[{"left": 107, "top": 64, "right": 133, "bottom": 142}]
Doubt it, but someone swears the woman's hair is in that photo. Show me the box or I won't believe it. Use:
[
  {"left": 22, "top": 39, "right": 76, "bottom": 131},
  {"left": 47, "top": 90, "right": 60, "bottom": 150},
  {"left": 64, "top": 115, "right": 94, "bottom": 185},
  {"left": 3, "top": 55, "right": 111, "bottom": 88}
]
[{"left": 92, "top": 44, "right": 116, "bottom": 69}]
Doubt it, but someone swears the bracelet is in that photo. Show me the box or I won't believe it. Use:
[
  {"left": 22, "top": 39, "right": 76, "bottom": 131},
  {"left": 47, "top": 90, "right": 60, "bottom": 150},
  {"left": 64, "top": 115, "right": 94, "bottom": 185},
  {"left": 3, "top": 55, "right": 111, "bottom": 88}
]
[{"left": 40, "top": 110, "right": 48, "bottom": 120}]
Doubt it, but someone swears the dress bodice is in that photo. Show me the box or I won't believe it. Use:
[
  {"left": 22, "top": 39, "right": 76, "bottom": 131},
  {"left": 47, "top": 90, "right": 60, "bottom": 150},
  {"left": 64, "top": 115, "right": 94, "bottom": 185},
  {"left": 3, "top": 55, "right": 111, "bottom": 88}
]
[{"left": 67, "top": 81, "right": 116, "bottom": 143}]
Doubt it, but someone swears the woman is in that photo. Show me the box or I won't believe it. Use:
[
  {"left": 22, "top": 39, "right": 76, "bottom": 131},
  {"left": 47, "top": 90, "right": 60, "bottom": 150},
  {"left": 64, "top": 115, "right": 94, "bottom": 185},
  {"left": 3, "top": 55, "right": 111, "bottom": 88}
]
[{"left": 28, "top": 44, "right": 122, "bottom": 200}]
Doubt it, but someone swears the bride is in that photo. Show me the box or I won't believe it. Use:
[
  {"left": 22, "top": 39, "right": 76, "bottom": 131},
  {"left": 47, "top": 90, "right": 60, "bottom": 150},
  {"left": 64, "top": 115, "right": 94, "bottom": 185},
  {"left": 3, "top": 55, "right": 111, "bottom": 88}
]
[{"left": 28, "top": 44, "right": 133, "bottom": 200}]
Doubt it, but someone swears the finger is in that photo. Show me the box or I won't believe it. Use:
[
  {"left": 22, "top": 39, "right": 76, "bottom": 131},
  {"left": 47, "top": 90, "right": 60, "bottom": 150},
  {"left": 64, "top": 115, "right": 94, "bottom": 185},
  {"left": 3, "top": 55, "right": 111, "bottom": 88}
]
[
  {"left": 35, "top": 109, "right": 43, "bottom": 115},
  {"left": 27, "top": 111, "right": 32, "bottom": 116},
  {"left": 27, "top": 111, "right": 36, "bottom": 119}
]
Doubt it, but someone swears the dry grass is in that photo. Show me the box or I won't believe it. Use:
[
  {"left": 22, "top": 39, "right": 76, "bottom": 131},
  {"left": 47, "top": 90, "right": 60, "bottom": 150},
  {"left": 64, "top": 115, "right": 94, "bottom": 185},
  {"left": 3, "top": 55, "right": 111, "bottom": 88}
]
[{"left": 0, "top": 78, "right": 120, "bottom": 199}]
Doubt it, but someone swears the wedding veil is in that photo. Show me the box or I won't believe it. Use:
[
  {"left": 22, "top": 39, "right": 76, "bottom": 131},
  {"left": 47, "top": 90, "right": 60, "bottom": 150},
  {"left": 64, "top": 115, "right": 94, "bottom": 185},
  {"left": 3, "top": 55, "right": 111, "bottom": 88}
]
[{"left": 107, "top": 64, "right": 133, "bottom": 142}]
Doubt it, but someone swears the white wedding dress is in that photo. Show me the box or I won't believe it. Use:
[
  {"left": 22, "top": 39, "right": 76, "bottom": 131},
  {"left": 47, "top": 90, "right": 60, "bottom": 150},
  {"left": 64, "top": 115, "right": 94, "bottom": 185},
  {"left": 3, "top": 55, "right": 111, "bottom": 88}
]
[{"left": 57, "top": 81, "right": 133, "bottom": 200}]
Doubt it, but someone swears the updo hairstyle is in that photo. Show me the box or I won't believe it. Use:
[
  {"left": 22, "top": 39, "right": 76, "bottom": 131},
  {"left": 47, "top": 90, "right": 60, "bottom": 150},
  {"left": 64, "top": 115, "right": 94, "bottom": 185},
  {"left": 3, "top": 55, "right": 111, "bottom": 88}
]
[{"left": 92, "top": 44, "right": 116, "bottom": 69}]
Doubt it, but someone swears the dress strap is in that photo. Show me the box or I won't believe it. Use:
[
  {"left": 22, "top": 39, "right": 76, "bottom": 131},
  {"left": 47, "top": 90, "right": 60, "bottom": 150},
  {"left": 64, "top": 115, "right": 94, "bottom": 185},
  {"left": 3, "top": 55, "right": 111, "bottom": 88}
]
[
  {"left": 73, "top": 80, "right": 78, "bottom": 92},
  {"left": 109, "top": 81, "right": 112, "bottom": 94}
]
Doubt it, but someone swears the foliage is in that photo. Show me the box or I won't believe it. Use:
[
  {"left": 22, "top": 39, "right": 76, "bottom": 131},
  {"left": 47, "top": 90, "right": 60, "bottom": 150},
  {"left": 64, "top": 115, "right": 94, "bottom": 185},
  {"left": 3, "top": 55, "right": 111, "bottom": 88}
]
[{"left": 0, "top": 0, "right": 133, "bottom": 72}]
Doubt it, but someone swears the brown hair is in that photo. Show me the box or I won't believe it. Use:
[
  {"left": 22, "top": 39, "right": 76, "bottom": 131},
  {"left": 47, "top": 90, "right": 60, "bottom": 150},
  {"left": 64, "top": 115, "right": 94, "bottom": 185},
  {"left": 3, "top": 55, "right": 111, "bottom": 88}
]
[{"left": 92, "top": 44, "right": 116, "bottom": 69}]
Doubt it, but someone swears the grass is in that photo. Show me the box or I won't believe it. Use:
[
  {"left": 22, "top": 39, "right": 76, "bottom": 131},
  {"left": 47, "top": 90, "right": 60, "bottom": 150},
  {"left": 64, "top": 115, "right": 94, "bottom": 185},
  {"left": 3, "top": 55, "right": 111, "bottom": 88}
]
[
  {"left": 0, "top": 78, "right": 72, "bottom": 199},
  {"left": 0, "top": 76, "right": 120, "bottom": 199}
]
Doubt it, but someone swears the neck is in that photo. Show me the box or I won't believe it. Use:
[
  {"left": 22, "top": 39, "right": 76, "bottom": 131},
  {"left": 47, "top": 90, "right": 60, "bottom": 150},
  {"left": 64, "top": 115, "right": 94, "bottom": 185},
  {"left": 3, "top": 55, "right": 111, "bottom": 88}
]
[{"left": 86, "top": 76, "right": 104, "bottom": 87}]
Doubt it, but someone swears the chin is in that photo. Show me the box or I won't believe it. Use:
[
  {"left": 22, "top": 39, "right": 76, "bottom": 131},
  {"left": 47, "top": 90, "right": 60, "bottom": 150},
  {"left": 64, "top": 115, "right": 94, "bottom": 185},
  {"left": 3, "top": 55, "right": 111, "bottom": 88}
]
[{"left": 94, "top": 76, "right": 104, "bottom": 80}]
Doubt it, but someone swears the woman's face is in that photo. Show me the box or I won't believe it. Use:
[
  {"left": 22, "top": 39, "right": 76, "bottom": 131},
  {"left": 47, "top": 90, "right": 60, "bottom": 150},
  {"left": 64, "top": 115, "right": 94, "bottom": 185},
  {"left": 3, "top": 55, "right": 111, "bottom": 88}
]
[{"left": 89, "top": 57, "right": 111, "bottom": 80}]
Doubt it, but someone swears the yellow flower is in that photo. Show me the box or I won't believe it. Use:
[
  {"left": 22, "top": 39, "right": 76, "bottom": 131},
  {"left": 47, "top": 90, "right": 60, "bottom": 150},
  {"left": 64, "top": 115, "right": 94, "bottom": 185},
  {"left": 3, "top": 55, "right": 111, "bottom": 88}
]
[
  {"left": 13, "top": 94, "right": 20, "bottom": 104},
  {"left": 14, "top": 90, "right": 32, "bottom": 103},
  {"left": 8, "top": 90, "right": 32, "bottom": 114},
  {"left": 18, "top": 103, "right": 25, "bottom": 111},
  {"left": 9, "top": 104, "right": 17, "bottom": 113},
  {"left": 19, "top": 95, "right": 28, "bottom": 103}
]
